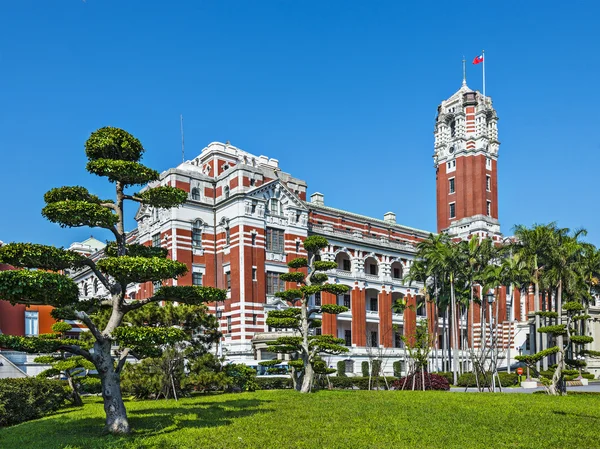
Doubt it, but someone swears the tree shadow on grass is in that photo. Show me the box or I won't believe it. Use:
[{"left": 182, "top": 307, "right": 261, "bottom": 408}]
[
  {"left": 552, "top": 410, "right": 600, "bottom": 420},
  {"left": 128, "top": 398, "right": 273, "bottom": 436}
]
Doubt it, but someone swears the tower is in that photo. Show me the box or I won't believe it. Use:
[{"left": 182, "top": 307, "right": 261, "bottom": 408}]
[{"left": 433, "top": 79, "right": 501, "bottom": 240}]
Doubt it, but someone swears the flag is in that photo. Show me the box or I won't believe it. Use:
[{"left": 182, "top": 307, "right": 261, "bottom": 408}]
[{"left": 473, "top": 55, "right": 484, "bottom": 65}]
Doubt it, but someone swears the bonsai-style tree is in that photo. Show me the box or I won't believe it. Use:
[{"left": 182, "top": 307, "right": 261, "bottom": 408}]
[
  {"left": 33, "top": 322, "right": 95, "bottom": 406},
  {"left": 265, "top": 235, "right": 350, "bottom": 393},
  {"left": 0, "top": 127, "right": 226, "bottom": 434}
]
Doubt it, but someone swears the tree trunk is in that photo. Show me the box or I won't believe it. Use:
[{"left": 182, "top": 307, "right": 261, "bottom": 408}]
[
  {"left": 300, "top": 355, "right": 314, "bottom": 393},
  {"left": 95, "top": 340, "right": 130, "bottom": 434},
  {"left": 534, "top": 273, "right": 542, "bottom": 373},
  {"left": 67, "top": 374, "right": 83, "bottom": 407},
  {"left": 450, "top": 279, "right": 459, "bottom": 385},
  {"left": 551, "top": 280, "right": 565, "bottom": 396}
]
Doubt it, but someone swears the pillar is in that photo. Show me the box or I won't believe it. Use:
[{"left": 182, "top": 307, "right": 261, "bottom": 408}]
[{"left": 351, "top": 287, "right": 366, "bottom": 346}]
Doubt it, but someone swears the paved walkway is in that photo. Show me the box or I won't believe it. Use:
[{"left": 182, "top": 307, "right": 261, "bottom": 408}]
[{"left": 450, "top": 383, "right": 600, "bottom": 394}]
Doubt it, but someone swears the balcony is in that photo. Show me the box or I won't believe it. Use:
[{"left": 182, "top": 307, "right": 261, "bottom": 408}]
[{"left": 308, "top": 223, "right": 417, "bottom": 252}]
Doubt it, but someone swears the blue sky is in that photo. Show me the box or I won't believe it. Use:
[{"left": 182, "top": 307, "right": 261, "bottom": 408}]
[{"left": 1, "top": 1, "right": 599, "bottom": 247}]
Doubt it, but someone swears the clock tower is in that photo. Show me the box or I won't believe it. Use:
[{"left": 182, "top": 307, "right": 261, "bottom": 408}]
[{"left": 433, "top": 78, "right": 501, "bottom": 239}]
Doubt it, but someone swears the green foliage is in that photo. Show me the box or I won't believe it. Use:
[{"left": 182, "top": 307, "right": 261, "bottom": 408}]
[
  {"left": 0, "top": 378, "right": 69, "bottom": 427},
  {"left": 572, "top": 314, "right": 592, "bottom": 321},
  {"left": 320, "top": 284, "right": 351, "bottom": 296},
  {"left": 393, "top": 361, "right": 402, "bottom": 378},
  {"left": 516, "top": 346, "right": 561, "bottom": 365},
  {"left": 121, "top": 351, "right": 186, "bottom": 400},
  {"left": 287, "top": 258, "right": 308, "bottom": 269},
  {"left": 0, "top": 270, "right": 79, "bottom": 307},
  {"left": 361, "top": 361, "right": 369, "bottom": 377},
  {"left": 79, "top": 377, "right": 102, "bottom": 394},
  {"left": 310, "top": 273, "right": 329, "bottom": 284},
  {"left": 105, "top": 242, "right": 168, "bottom": 258},
  {"left": 0, "top": 243, "right": 87, "bottom": 270},
  {"left": 224, "top": 364, "right": 258, "bottom": 392},
  {"left": 258, "top": 360, "right": 283, "bottom": 367},
  {"left": 86, "top": 159, "right": 160, "bottom": 186},
  {"left": 279, "top": 272, "right": 306, "bottom": 283},
  {"left": 570, "top": 335, "right": 594, "bottom": 345},
  {"left": 313, "top": 261, "right": 337, "bottom": 271},
  {"left": 300, "top": 285, "right": 322, "bottom": 296},
  {"left": 336, "top": 360, "right": 346, "bottom": 377},
  {"left": 457, "top": 372, "right": 519, "bottom": 388},
  {"left": 328, "top": 376, "right": 397, "bottom": 390},
  {"left": 537, "top": 325, "right": 567, "bottom": 335},
  {"left": 266, "top": 308, "right": 301, "bottom": 330},
  {"left": 112, "top": 326, "right": 188, "bottom": 358},
  {"left": 308, "top": 334, "right": 349, "bottom": 354},
  {"left": 0, "top": 334, "right": 87, "bottom": 353},
  {"left": 273, "top": 289, "right": 303, "bottom": 302},
  {"left": 51, "top": 321, "right": 73, "bottom": 335},
  {"left": 44, "top": 186, "right": 107, "bottom": 204},
  {"left": 153, "top": 285, "right": 227, "bottom": 304},
  {"left": 134, "top": 186, "right": 188, "bottom": 208},
  {"left": 319, "top": 304, "right": 348, "bottom": 315},
  {"left": 535, "top": 311, "right": 559, "bottom": 319},
  {"left": 583, "top": 349, "right": 600, "bottom": 357},
  {"left": 255, "top": 377, "right": 293, "bottom": 390},
  {"left": 563, "top": 301, "right": 585, "bottom": 312},
  {"left": 303, "top": 235, "right": 328, "bottom": 253},
  {"left": 436, "top": 372, "right": 455, "bottom": 385},
  {"left": 42, "top": 200, "right": 118, "bottom": 229},
  {"left": 371, "top": 359, "right": 382, "bottom": 377},
  {"left": 85, "top": 126, "right": 145, "bottom": 162},
  {"left": 97, "top": 256, "right": 188, "bottom": 284}
]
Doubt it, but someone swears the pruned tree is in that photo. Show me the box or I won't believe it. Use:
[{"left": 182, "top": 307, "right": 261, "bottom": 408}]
[
  {"left": 0, "top": 127, "right": 226, "bottom": 434},
  {"left": 265, "top": 235, "right": 350, "bottom": 393}
]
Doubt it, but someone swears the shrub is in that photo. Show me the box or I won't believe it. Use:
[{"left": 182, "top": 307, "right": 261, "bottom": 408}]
[
  {"left": 224, "top": 364, "right": 258, "bottom": 392},
  {"left": 391, "top": 373, "right": 450, "bottom": 391},
  {"left": 361, "top": 361, "right": 369, "bottom": 377},
  {"left": 393, "top": 361, "right": 402, "bottom": 378},
  {"left": 371, "top": 360, "right": 382, "bottom": 377},
  {"left": 78, "top": 376, "right": 102, "bottom": 394},
  {"left": 337, "top": 361, "right": 346, "bottom": 377},
  {"left": 255, "top": 377, "right": 293, "bottom": 390},
  {"left": 329, "top": 376, "right": 396, "bottom": 390},
  {"left": 0, "top": 378, "right": 69, "bottom": 426},
  {"left": 436, "top": 371, "right": 454, "bottom": 384},
  {"left": 457, "top": 372, "right": 518, "bottom": 388}
]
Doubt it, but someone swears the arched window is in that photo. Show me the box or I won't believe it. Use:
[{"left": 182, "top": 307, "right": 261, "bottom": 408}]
[
  {"left": 83, "top": 282, "right": 89, "bottom": 296},
  {"left": 93, "top": 279, "right": 99, "bottom": 294},
  {"left": 192, "top": 220, "right": 203, "bottom": 248},
  {"left": 224, "top": 186, "right": 230, "bottom": 199},
  {"left": 191, "top": 187, "right": 200, "bottom": 201}
]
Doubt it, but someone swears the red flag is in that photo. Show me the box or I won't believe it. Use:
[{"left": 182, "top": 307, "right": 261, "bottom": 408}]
[{"left": 473, "top": 55, "right": 484, "bottom": 65}]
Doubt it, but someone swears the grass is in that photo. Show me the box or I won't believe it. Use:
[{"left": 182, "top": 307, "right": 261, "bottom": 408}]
[{"left": 2, "top": 390, "right": 600, "bottom": 449}]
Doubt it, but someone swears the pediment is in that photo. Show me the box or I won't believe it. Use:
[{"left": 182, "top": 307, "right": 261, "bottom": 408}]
[{"left": 247, "top": 180, "right": 307, "bottom": 211}]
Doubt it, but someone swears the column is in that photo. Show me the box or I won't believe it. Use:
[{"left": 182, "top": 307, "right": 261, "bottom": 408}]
[
  {"left": 403, "top": 293, "right": 417, "bottom": 345},
  {"left": 351, "top": 287, "right": 366, "bottom": 346},
  {"left": 378, "top": 290, "right": 393, "bottom": 347},
  {"left": 321, "top": 291, "right": 338, "bottom": 337}
]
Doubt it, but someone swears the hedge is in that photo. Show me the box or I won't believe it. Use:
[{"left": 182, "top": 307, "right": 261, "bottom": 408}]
[
  {"left": 435, "top": 371, "right": 454, "bottom": 385},
  {"left": 0, "top": 378, "right": 69, "bottom": 426},
  {"left": 391, "top": 373, "right": 450, "bottom": 391},
  {"left": 254, "top": 376, "right": 397, "bottom": 390},
  {"left": 255, "top": 377, "right": 293, "bottom": 390},
  {"left": 79, "top": 376, "right": 102, "bottom": 394},
  {"left": 361, "top": 361, "right": 369, "bottom": 377},
  {"left": 457, "top": 372, "right": 519, "bottom": 388},
  {"left": 337, "top": 361, "right": 346, "bottom": 377}
]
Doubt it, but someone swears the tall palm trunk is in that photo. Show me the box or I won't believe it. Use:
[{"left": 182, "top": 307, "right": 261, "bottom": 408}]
[
  {"left": 534, "top": 269, "right": 541, "bottom": 373},
  {"left": 450, "top": 276, "right": 459, "bottom": 385},
  {"left": 550, "top": 279, "right": 565, "bottom": 395}
]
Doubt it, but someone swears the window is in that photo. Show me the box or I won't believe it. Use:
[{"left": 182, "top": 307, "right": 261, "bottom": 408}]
[
  {"left": 192, "top": 220, "right": 202, "bottom": 248},
  {"left": 224, "top": 186, "right": 230, "bottom": 199},
  {"left": 269, "top": 198, "right": 284, "bottom": 216},
  {"left": 295, "top": 241, "right": 301, "bottom": 253},
  {"left": 344, "top": 330, "right": 352, "bottom": 346},
  {"left": 486, "top": 175, "right": 491, "bottom": 192},
  {"left": 370, "top": 298, "right": 378, "bottom": 312},
  {"left": 152, "top": 233, "right": 161, "bottom": 247},
  {"left": 369, "top": 264, "right": 378, "bottom": 275},
  {"left": 250, "top": 178, "right": 256, "bottom": 186},
  {"left": 83, "top": 283, "right": 89, "bottom": 296},
  {"left": 315, "top": 327, "right": 322, "bottom": 336},
  {"left": 252, "top": 314, "right": 257, "bottom": 326},
  {"left": 227, "top": 316, "right": 232, "bottom": 333},
  {"left": 343, "top": 294, "right": 351, "bottom": 309},
  {"left": 394, "top": 331, "right": 403, "bottom": 348},
  {"left": 449, "top": 178, "right": 455, "bottom": 194},
  {"left": 266, "top": 271, "right": 285, "bottom": 295},
  {"left": 93, "top": 279, "right": 99, "bottom": 294},
  {"left": 251, "top": 233, "right": 256, "bottom": 245},
  {"left": 266, "top": 228, "right": 284, "bottom": 253},
  {"left": 393, "top": 267, "right": 402, "bottom": 279},
  {"left": 417, "top": 302, "right": 426, "bottom": 316},
  {"left": 449, "top": 202, "right": 456, "bottom": 219},
  {"left": 225, "top": 227, "right": 230, "bottom": 246},
  {"left": 25, "top": 311, "right": 38, "bottom": 336},
  {"left": 192, "top": 272, "right": 203, "bottom": 286},
  {"left": 370, "top": 331, "right": 378, "bottom": 348},
  {"left": 191, "top": 187, "right": 200, "bottom": 200},
  {"left": 153, "top": 281, "right": 162, "bottom": 293},
  {"left": 450, "top": 120, "right": 456, "bottom": 137},
  {"left": 314, "top": 292, "right": 321, "bottom": 307},
  {"left": 343, "top": 259, "right": 351, "bottom": 271},
  {"left": 252, "top": 267, "right": 257, "bottom": 281},
  {"left": 251, "top": 201, "right": 257, "bottom": 214},
  {"left": 225, "top": 271, "right": 231, "bottom": 290},
  {"left": 487, "top": 201, "right": 491, "bottom": 216}
]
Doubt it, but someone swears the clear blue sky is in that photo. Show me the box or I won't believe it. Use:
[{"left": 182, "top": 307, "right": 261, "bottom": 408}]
[{"left": 1, "top": 1, "right": 599, "bottom": 247}]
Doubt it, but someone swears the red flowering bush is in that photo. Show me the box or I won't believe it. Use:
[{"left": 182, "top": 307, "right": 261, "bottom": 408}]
[{"left": 391, "top": 372, "right": 450, "bottom": 391}]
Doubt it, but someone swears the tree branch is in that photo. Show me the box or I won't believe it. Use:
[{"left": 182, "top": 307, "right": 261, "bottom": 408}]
[
  {"left": 122, "top": 194, "right": 143, "bottom": 203},
  {"left": 80, "top": 258, "right": 112, "bottom": 292},
  {"left": 122, "top": 295, "right": 161, "bottom": 312},
  {"left": 115, "top": 348, "right": 131, "bottom": 374},
  {"left": 100, "top": 202, "right": 118, "bottom": 211},
  {"left": 74, "top": 310, "right": 104, "bottom": 342},
  {"left": 58, "top": 344, "right": 94, "bottom": 363}
]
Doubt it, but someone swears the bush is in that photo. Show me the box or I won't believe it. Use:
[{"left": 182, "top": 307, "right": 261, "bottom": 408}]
[
  {"left": 436, "top": 371, "right": 454, "bottom": 385},
  {"left": 255, "top": 377, "right": 293, "bottom": 390},
  {"left": 361, "top": 361, "right": 369, "bottom": 377},
  {"left": 391, "top": 373, "right": 450, "bottom": 391},
  {"left": 371, "top": 360, "right": 382, "bottom": 377},
  {"left": 224, "top": 364, "right": 258, "bottom": 392},
  {"left": 393, "top": 361, "right": 402, "bottom": 378},
  {"left": 457, "top": 372, "right": 518, "bottom": 388},
  {"left": 337, "top": 361, "right": 346, "bottom": 377},
  {"left": 329, "top": 376, "right": 396, "bottom": 390},
  {"left": 0, "top": 378, "right": 69, "bottom": 426},
  {"left": 78, "top": 376, "right": 101, "bottom": 394}
]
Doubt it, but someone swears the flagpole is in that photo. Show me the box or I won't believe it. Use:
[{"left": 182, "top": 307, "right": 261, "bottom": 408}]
[{"left": 482, "top": 49, "right": 486, "bottom": 98}]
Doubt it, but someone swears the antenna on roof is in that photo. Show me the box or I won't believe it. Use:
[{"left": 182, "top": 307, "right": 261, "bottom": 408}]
[{"left": 180, "top": 114, "right": 185, "bottom": 163}]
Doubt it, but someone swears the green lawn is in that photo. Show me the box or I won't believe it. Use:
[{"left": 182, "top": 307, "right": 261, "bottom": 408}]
[{"left": 1, "top": 390, "right": 599, "bottom": 449}]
